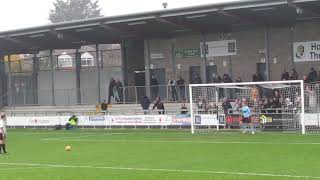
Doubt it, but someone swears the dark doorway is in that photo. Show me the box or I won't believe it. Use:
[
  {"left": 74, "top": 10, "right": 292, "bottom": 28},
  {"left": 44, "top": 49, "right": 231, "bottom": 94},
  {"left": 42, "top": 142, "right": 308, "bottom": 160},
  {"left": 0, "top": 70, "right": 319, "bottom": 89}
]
[
  {"left": 151, "top": 68, "right": 166, "bottom": 101},
  {"left": 134, "top": 71, "right": 146, "bottom": 102},
  {"left": 206, "top": 65, "right": 218, "bottom": 83},
  {"left": 189, "top": 66, "right": 201, "bottom": 84},
  {"left": 257, "top": 63, "right": 267, "bottom": 81}
]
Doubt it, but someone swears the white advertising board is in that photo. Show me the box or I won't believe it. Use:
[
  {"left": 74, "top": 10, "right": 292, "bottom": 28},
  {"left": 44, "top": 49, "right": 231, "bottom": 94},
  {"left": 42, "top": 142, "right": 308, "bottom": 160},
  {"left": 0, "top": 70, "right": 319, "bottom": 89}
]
[
  {"left": 201, "top": 40, "right": 237, "bottom": 57},
  {"left": 194, "top": 114, "right": 219, "bottom": 126},
  {"left": 107, "top": 115, "right": 172, "bottom": 126},
  {"left": 293, "top": 41, "right": 320, "bottom": 62},
  {"left": 6, "top": 115, "right": 182, "bottom": 127}
]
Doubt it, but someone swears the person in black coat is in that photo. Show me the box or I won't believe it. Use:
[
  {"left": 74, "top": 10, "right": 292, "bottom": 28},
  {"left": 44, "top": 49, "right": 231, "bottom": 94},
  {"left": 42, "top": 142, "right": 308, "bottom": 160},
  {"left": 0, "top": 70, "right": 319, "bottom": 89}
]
[
  {"left": 140, "top": 96, "right": 151, "bottom": 114},
  {"left": 116, "top": 79, "right": 123, "bottom": 102},
  {"left": 176, "top": 76, "right": 186, "bottom": 100},
  {"left": 153, "top": 96, "right": 165, "bottom": 114},
  {"left": 108, "top": 78, "right": 116, "bottom": 104},
  {"left": 307, "top": 68, "right": 318, "bottom": 83}
]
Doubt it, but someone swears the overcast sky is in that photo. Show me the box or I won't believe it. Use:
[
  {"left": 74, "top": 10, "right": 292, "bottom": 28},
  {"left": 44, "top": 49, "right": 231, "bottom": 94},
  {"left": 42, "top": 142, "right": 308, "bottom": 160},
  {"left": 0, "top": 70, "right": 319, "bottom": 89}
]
[{"left": 0, "top": 0, "right": 237, "bottom": 32}]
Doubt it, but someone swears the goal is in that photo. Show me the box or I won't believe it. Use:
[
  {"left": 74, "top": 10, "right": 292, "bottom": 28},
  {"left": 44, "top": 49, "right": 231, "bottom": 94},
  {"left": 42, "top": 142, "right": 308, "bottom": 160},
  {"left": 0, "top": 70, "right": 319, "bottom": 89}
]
[{"left": 189, "top": 80, "right": 307, "bottom": 134}]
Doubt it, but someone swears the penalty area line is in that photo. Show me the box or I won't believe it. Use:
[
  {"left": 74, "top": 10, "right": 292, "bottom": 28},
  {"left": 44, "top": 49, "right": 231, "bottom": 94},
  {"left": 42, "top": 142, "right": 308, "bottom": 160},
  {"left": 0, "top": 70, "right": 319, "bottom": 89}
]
[{"left": 0, "top": 162, "right": 319, "bottom": 179}]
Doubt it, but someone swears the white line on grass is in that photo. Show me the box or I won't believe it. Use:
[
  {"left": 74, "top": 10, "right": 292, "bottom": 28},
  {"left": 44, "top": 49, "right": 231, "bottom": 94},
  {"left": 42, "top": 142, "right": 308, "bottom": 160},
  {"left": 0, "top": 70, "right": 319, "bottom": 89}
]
[
  {"left": 16, "top": 132, "right": 188, "bottom": 136},
  {"left": 40, "top": 138, "right": 320, "bottom": 145},
  {"left": 0, "top": 162, "right": 319, "bottom": 179},
  {"left": 0, "top": 167, "right": 51, "bottom": 171}
]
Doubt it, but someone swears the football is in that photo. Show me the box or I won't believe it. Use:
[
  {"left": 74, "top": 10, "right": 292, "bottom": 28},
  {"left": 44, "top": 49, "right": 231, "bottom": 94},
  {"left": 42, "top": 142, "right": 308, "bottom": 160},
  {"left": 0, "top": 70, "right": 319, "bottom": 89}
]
[{"left": 65, "top": 145, "right": 71, "bottom": 151}]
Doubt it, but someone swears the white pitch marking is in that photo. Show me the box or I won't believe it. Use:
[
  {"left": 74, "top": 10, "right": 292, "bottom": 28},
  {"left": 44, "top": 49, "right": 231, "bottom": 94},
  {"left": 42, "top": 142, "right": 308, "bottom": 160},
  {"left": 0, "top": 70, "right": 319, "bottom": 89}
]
[
  {"left": 40, "top": 138, "right": 320, "bottom": 145},
  {"left": 0, "top": 167, "right": 51, "bottom": 171},
  {"left": 0, "top": 162, "right": 319, "bottom": 179}
]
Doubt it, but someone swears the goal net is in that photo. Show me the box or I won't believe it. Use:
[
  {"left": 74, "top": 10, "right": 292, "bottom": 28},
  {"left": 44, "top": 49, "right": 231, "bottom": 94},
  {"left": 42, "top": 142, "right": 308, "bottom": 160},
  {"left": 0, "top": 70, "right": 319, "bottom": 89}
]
[{"left": 189, "top": 80, "right": 308, "bottom": 134}]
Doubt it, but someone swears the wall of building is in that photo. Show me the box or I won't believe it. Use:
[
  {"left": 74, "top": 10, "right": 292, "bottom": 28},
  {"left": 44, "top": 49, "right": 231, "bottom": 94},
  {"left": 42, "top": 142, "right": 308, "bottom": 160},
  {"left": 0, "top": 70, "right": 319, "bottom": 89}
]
[
  {"left": 145, "top": 21, "right": 320, "bottom": 84},
  {"left": 293, "top": 21, "right": 320, "bottom": 77}
]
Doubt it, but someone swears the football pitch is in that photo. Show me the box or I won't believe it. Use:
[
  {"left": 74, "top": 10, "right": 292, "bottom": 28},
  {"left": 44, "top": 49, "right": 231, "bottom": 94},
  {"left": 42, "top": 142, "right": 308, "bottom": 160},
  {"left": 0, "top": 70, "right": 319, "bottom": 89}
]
[{"left": 1, "top": 129, "right": 320, "bottom": 180}]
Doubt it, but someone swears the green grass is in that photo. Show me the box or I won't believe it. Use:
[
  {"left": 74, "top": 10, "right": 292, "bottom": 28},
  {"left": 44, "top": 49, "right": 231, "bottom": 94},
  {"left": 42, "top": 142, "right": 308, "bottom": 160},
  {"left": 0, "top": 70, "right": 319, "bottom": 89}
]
[{"left": 1, "top": 129, "right": 320, "bottom": 180}]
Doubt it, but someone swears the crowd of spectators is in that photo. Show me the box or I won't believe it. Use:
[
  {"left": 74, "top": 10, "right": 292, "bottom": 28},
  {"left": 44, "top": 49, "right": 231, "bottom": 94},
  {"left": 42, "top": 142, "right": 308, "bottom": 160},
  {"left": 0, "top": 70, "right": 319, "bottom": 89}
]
[{"left": 104, "top": 67, "right": 320, "bottom": 115}]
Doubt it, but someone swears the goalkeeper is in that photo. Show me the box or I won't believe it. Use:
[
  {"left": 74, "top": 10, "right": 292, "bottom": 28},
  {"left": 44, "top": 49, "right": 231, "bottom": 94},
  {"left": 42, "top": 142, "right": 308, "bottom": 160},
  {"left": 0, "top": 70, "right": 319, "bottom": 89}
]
[{"left": 240, "top": 99, "right": 255, "bottom": 134}]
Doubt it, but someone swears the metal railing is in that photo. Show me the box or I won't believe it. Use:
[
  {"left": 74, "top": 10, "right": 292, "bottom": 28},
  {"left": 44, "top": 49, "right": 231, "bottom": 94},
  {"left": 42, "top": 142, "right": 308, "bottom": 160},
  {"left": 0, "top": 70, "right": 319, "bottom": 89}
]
[{"left": 4, "top": 84, "right": 190, "bottom": 106}]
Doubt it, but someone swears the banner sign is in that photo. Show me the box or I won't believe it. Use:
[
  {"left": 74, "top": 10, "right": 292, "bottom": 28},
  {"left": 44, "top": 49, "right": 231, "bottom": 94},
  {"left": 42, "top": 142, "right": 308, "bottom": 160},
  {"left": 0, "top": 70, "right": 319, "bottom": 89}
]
[
  {"left": 171, "top": 114, "right": 192, "bottom": 125},
  {"left": 293, "top": 41, "right": 320, "bottom": 62},
  {"left": 5, "top": 114, "right": 320, "bottom": 127},
  {"left": 107, "top": 115, "right": 171, "bottom": 126},
  {"left": 7, "top": 116, "right": 69, "bottom": 126},
  {"left": 175, "top": 48, "right": 201, "bottom": 58},
  {"left": 201, "top": 40, "right": 237, "bottom": 57},
  {"left": 194, "top": 114, "right": 220, "bottom": 126},
  {"left": 151, "top": 53, "right": 165, "bottom": 59}
]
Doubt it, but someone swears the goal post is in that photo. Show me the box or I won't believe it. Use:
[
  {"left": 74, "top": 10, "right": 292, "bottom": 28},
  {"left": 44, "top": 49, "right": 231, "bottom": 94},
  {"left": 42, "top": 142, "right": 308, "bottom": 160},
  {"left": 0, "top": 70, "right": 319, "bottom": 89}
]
[{"left": 189, "top": 80, "right": 306, "bottom": 134}]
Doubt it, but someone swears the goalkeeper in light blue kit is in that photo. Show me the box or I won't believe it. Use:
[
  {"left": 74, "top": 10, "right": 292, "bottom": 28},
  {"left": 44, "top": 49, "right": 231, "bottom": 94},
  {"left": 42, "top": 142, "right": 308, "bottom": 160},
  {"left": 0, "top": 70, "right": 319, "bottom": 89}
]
[{"left": 240, "top": 99, "right": 255, "bottom": 134}]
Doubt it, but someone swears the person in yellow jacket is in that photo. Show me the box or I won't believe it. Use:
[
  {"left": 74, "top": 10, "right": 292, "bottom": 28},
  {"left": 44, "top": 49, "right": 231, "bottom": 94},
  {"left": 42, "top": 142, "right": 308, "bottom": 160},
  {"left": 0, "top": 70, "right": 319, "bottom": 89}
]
[{"left": 66, "top": 114, "right": 78, "bottom": 130}]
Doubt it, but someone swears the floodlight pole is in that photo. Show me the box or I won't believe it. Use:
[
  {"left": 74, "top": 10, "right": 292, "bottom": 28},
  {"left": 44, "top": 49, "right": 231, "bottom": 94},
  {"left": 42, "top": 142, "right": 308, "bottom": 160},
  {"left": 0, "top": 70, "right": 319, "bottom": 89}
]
[
  {"left": 7, "top": 55, "right": 12, "bottom": 106},
  {"left": 289, "top": 27, "right": 295, "bottom": 69},
  {"left": 75, "top": 48, "right": 81, "bottom": 104},
  {"left": 144, "top": 39, "right": 151, "bottom": 98},
  {"left": 32, "top": 54, "right": 39, "bottom": 105},
  {"left": 201, "top": 33, "right": 208, "bottom": 84},
  {"left": 95, "top": 44, "right": 101, "bottom": 104},
  {"left": 49, "top": 49, "right": 55, "bottom": 106},
  {"left": 265, "top": 27, "right": 271, "bottom": 81}
]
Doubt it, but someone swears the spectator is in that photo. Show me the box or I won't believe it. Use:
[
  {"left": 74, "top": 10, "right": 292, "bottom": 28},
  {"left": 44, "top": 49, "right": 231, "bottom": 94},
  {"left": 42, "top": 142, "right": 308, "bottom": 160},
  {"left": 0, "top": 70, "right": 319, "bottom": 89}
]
[
  {"left": 234, "top": 99, "right": 241, "bottom": 111},
  {"left": 116, "top": 79, "right": 123, "bottom": 102},
  {"left": 284, "top": 98, "right": 293, "bottom": 109},
  {"left": 213, "top": 75, "right": 222, "bottom": 83},
  {"left": 307, "top": 67, "right": 318, "bottom": 83},
  {"left": 108, "top": 78, "right": 116, "bottom": 104},
  {"left": 101, "top": 99, "right": 108, "bottom": 113},
  {"left": 223, "top": 73, "right": 233, "bottom": 83},
  {"left": 257, "top": 73, "right": 264, "bottom": 81},
  {"left": 140, "top": 96, "right": 151, "bottom": 114},
  {"left": 281, "top": 69, "right": 290, "bottom": 81},
  {"left": 251, "top": 85, "right": 260, "bottom": 100},
  {"left": 252, "top": 74, "right": 258, "bottom": 82},
  {"left": 271, "top": 90, "right": 281, "bottom": 108},
  {"left": 180, "top": 103, "right": 188, "bottom": 114},
  {"left": 168, "top": 76, "right": 178, "bottom": 101},
  {"left": 261, "top": 98, "right": 270, "bottom": 109},
  {"left": 113, "top": 84, "right": 120, "bottom": 103},
  {"left": 305, "top": 85, "right": 317, "bottom": 110},
  {"left": 290, "top": 69, "right": 299, "bottom": 80},
  {"left": 303, "top": 75, "right": 308, "bottom": 83},
  {"left": 235, "top": 76, "right": 242, "bottom": 83},
  {"left": 150, "top": 75, "right": 159, "bottom": 100},
  {"left": 222, "top": 98, "right": 232, "bottom": 115},
  {"left": 176, "top": 76, "right": 186, "bottom": 101},
  {"left": 153, "top": 96, "right": 165, "bottom": 114},
  {"left": 196, "top": 95, "right": 207, "bottom": 109},
  {"left": 193, "top": 74, "right": 202, "bottom": 84}
]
